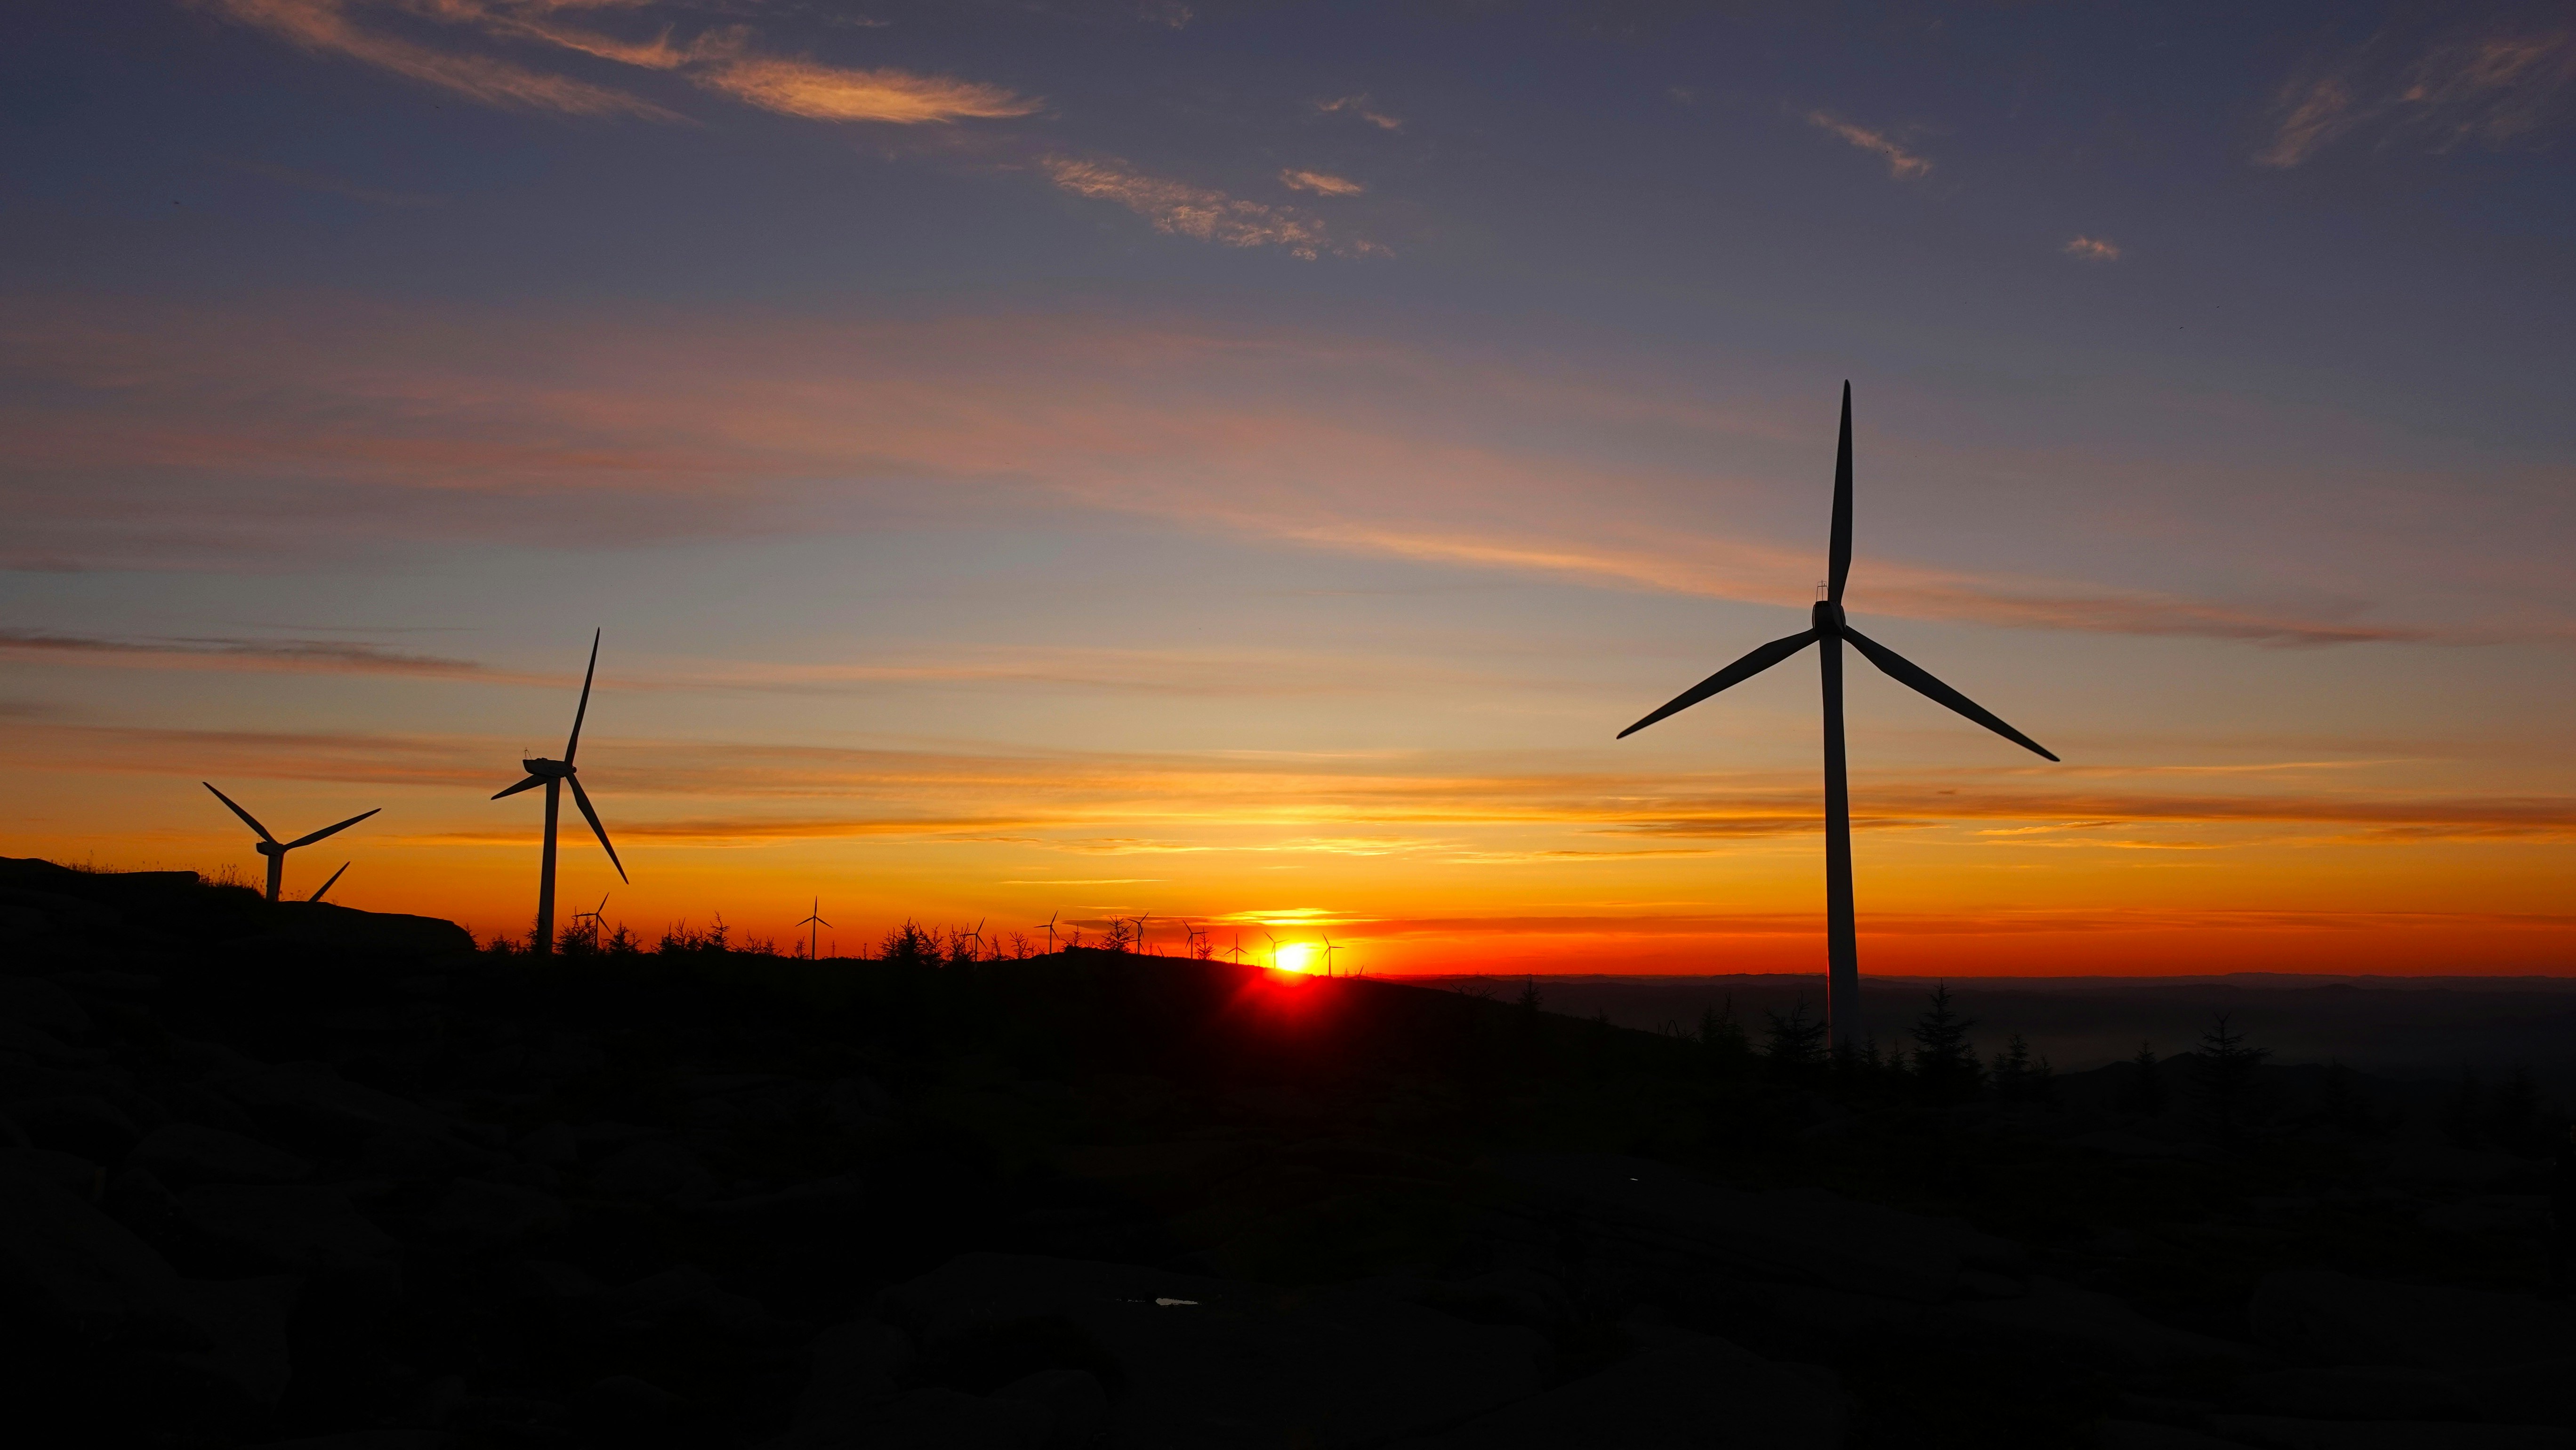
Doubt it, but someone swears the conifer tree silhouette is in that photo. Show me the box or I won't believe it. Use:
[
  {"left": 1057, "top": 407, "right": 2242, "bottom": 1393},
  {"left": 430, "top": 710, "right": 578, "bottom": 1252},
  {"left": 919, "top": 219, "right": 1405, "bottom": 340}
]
[
  {"left": 1763, "top": 999, "right": 1828, "bottom": 1080},
  {"left": 2119, "top": 1041, "right": 2165, "bottom": 1116},
  {"left": 1908, "top": 983, "right": 1981, "bottom": 1103},
  {"left": 1699, "top": 998, "right": 1753, "bottom": 1077},
  {"left": 2196, "top": 1014, "right": 2269, "bottom": 1142}
]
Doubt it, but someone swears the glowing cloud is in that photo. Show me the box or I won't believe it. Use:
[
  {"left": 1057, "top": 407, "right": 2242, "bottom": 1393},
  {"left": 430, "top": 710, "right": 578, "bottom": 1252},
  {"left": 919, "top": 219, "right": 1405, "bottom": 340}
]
[
  {"left": 1314, "top": 95, "right": 1403, "bottom": 130},
  {"left": 1280, "top": 168, "right": 1365, "bottom": 197},
  {"left": 695, "top": 57, "right": 1040, "bottom": 124},
  {"left": 1807, "top": 111, "right": 1931, "bottom": 179},
  {"left": 203, "top": 0, "right": 674, "bottom": 117},
  {"left": 1042, "top": 156, "right": 1385, "bottom": 259},
  {"left": 2255, "top": 24, "right": 2576, "bottom": 166},
  {"left": 2063, "top": 235, "right": 2121, "bottom": 262}
]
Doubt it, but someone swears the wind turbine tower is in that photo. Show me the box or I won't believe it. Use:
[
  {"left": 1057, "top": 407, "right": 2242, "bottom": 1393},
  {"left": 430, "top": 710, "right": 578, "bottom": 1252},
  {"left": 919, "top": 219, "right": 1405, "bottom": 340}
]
[
  {"left": 799, "top": 898, "right": 830, "bottom": 961},
  {"left": 1618, "top": 385, "right": 2057, "bottom": 1050},
  {"left": 492, "top": 629, "right": 628, "bottom": 955},
  {"left": 202, "top": 783, "right": 379, "bottom": 904}
]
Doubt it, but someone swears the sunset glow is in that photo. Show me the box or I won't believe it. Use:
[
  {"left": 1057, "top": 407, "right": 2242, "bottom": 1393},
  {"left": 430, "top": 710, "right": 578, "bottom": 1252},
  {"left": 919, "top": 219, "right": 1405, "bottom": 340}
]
[{"left": 3, "top": 4, "right": 2571, "bottom": 977}]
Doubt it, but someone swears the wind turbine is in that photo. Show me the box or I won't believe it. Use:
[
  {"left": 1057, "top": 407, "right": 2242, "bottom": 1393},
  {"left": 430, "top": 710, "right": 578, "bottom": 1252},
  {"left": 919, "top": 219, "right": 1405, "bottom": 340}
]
[
  {"left": 1226, "top": 931, "right": 1246, "bottom": 965},
  {"left": 309, "top": 862, "right": 351, "bottom": 903},
  {"left": 492, "top": 629, "right": 627, "bottom": 956},
  {"left": 1134, "top": 912, "right": 1153, "bottom": 955},
  {"left": 799, "top": 898, "right": 830, "bottom": 961},
  {"left": 970, "top": 918, "right": 988, "bottom": 960},
  {"left": 572, "top": 893, "right": 610, "bottom": 951},
  {"left": 1618, "top": 384, "right": 2056, "bottom": 1051},
  {"left": 1320, "top": 934, "right": 1339, "bottom": 978},
  {"left": 1262, "top": 929, "right": 1278, "bottom": 971},
  {"left": 202, "top": 783, "right": 379, "bottom": 904},
  {"left": 1038, "top": 910, "right": 1060, "bottom": 953}
]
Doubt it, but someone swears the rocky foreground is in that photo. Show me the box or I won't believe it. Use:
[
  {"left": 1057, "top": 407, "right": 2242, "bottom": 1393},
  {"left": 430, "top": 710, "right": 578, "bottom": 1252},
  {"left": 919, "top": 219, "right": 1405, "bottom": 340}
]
[{"left": 2, "top": 857, "right": 2571, "bottom": 1448}]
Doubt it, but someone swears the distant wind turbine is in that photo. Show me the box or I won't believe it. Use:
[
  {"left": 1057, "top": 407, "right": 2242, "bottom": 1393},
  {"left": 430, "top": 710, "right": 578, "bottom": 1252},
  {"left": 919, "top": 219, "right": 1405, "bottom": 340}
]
[
  {"left": 1617, "top": 384, "right": 2056, "bottom": 1050},
  {"left": 1320, "top": 934, "right": 1339, "bottom": 978},
  {"left": 202, "top": 783, "right": 379, "bottom": 904},
  {"left": 1038, "top": 910, "right": 1059, "bottom": 953},
  {"left": 1226, "top": 931, "right": 1246, "bottom": 965},
  {"left": 1262, "top": 929, "right": 1278, "bottom": 970},
  {"left": 309, "top": 862, "right": 351, "bottom": 903},
  {"left": 572, "top": 893, "right": 610, "bottom": 950},
  {"left": 491, "top": 629, "right": 628, "bottom": 956},
  {"left": 799, "top": 898, "right": 830, "bottom": 961}
]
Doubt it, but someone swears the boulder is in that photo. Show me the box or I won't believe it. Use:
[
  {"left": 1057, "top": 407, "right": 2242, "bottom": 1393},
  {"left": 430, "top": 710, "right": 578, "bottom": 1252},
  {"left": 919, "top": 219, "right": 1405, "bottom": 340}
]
[
  {"left": 2205, "top": 1415, "right": 2576, "bottom": 1448},
  {"left": 131, "top": 1122, "right": 314, "bottom": 1185},
  {"left": 2248, "top": 1271, "right": 2576, "bottom": 1369},
  {"left": 876, "top": 1253, "right": 1547, "bottom": 1448},
  {"left": 1946, "top": 1276, "right": 2263, "bottom": 1373},
  {"left": 0, "top": 1158, "right": 195, "bottom": 1342},
  {"left": 5, "top": 1093, "right": 140, "bottom": 1159},
  {"left": 166, "top": 1274, "right": 299, "bottom": 1408},
  {"left": 1396, "top": 1333, "right": 1846, "bottom": 1449},
  {"left": 415, "top": 1178, "right": 569, "bottom": 1250},
  {"left": 177, "top": 1183, "right": 401, "bottom": 1297},
  {"left": 2237, "top": 1366, "right": 2475, "bottom": 1422},
  {"left": 773, "top": 1318, "right": 917, "bottom": 1446},
  {"left": 1497, "top": 1152, "right": 2022, "bottom": 1306},
  {"left": 246, "top": 901, "right": 476, "bottom": 959},
  {"left": 0, "top": 975, "right": 92, "bottom": 1035},
  {"left": 590, "top": 1139, "right": 714, "bottom": 1202}
]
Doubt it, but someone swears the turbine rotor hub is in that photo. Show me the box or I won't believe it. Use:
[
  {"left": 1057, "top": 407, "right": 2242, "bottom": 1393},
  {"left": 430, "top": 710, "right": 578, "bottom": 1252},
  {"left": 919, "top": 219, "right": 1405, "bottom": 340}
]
[
  {"left": 1811, "top": 599, "right": 1846, "bottom": 635},
  {"left": 521, "top": 758, "right": 576, "bottom": 777},
  {"left": 255, "top": 842, "right": 283, "bottom": 857}
]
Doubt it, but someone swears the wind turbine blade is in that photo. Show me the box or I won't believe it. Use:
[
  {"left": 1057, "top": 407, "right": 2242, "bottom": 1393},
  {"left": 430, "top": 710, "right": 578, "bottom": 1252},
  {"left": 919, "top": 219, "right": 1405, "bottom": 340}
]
[
  {"left": 283, "top": 806, "right": 380, "bottom": 851},
  {"left": 309, "top": 861, "right": 350, "bottom": 902},
  {"left": 565, "top": 775, "right": 629, "bottom": 883},
  {"left": 1828, "top": 381, "right": 1853, "bottom": 604},
  {"left": 565, "top": 628, "right": 600, "bottom": 764},
  {"left": 1842, "top": 626, "right": 2059, "bottom": 761},
  {"left": 1616, "top": 629, "right": 1820, "bottom": 739},
  {"left": 492, "top": 774, "right": 547, "bottom": 800},
  {"left": 204, "top": 782, "right": 277, "bottom": 843}
]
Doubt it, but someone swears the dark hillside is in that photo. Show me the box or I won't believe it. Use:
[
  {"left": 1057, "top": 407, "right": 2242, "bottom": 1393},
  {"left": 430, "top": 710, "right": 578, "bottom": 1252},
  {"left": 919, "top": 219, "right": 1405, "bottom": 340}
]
[{"left": 2, "top": 860, "right": 2571, "bottom": 1449}]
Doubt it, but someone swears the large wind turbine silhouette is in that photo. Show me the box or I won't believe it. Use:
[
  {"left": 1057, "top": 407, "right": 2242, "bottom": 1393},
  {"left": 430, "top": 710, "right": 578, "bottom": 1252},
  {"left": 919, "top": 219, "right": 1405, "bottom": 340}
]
[
  {"left": 202, "top": 784, "right": 378, "bottom": 903},
  {"left": 492, "top": 630, "right": 627, "bottom": 955},
  {"left": 1617, "top": 384, "right": 2057, "bottom": 1050},
  {"left": 799, "top": 899, "right": 830, "bottom": 961}
]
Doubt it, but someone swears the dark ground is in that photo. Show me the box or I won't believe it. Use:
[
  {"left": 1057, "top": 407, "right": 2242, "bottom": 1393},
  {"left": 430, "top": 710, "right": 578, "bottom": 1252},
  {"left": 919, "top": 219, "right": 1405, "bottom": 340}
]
[{"left": 3, "top": 857, "right": 2573, "bottom": 1450}]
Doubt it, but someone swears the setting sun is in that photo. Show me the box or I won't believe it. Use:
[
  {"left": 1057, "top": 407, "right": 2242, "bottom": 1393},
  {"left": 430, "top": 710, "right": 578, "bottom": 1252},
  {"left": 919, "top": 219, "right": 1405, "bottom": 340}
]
[{"left": 1274, "top": 942, "right": 1318, "bottom": 975}]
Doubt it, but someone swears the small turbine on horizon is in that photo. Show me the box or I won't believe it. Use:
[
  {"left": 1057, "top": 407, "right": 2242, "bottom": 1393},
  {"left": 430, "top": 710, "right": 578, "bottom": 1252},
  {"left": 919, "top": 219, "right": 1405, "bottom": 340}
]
[
  {"left": 1038, "top": 911, "right": 1060, "bottom": 953},
  {"left": 1320, "top": 934, "right": 1339, "bottom": 978},
  {"left": 799, "top": 898, "right": 830, "bottom": 961},
  {"left": 492, "top": 629, "right": 627, "bottom": 956},
  {"left": 202, "top": 783, "right": 379, "bottom": 904},
  {"left": 1617, "top": 384, "right": 2056, "bottom": 1051}
]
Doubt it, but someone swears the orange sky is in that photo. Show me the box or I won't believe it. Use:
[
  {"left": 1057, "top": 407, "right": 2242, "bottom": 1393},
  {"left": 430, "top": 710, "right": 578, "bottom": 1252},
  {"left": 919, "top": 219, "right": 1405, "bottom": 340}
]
[{"left": 5, "top": 4, "right": 2574, "bottom": 975}]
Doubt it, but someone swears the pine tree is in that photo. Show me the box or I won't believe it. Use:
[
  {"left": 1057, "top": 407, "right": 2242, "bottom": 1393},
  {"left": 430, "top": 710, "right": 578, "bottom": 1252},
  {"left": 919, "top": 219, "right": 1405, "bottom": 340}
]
[
  {"left": 1517, "top": 976, "right": 1543, "bottom": 1013},
  {"left": 1699, "top": 999, "right": 1752, "bottom": 1077},
  {"left": 2119, "top": 1041, "right": 2165, "bottom": 1115},
  {"left": 2196, "top": 1014, "right": 2269, "bottom": 1142},
  {"left": 1763, "top": 999, "right": 1828, "bottom": 1080},
  {"left": 1991, "top": 1032, "right": 2036, "bottom": 1105},
  {"left": 1909, "top": 983, "right": 1981, "bottom": 1103}
]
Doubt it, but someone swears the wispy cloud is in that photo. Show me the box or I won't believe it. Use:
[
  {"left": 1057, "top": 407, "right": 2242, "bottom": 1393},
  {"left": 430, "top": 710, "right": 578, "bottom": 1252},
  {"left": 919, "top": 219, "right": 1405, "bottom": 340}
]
[
  {"left": 1042, "top": 155, "right": 1386, "bottom": 259},
  {"left": 0, "top": 628, "right": 509, "bottom": 680},
  {"left": 2063, "top": 235, "right": 2120, "bottom": 262},
  {"left": 694, "top": 56, "right": 1041, "bottom": 123},
  {"left": 1279, "top": 168, "right": 1364, "bottom": 197},
  {"left": 201, "top": 0, "right": 1038, "bottom": 128},
  {"left": 2255, "top": 23, "right": 2576, "bottom": 167},
  {"left": 203, "top": 0, "right": 675, "bottom": 117},
  {"left": 1807, "top": 111, "right": 1931, "bottom": 179},
  {"left": 5, "top": 296, "right": 2553, "bottom": 647},
  {"left": 1314, "top": 95, "right": 1402, "bottom": 131}
]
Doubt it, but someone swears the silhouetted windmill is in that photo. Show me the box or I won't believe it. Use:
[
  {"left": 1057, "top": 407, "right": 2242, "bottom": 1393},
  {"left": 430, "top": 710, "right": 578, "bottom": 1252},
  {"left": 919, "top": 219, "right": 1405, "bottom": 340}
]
[
  {"left": 1618, "top": 384, "right": 2056, "bottom": 1050},
  {"left": 572, "top": 893, "right": 609, "bottom": 951},
  {"left": 1038, "top": 910, "right": 1060, "bottom": 953},
  {"left": 799, "top": 898, "right": 830, "bottom": 961},
  {"left": 1262, "top": 929, "right": 1279, "bottom": 970},
  {"left": 1320, "top": 933, "right": 1339, "bottom": 977},
  {"left": 309, "top": 862, "right": 350, "bottom": 903},
  {"left": 202, "top": 783, "right": 379, "bottom": 904},
  {"left": 1134, "top": 912, "right": 1153, "bottom": 955},
  {"left": 491, "top": 629, "right": 627, "bottom": 956},
  {"left": 1226, "top": 931, "right": 1246, "bottom": 965}
]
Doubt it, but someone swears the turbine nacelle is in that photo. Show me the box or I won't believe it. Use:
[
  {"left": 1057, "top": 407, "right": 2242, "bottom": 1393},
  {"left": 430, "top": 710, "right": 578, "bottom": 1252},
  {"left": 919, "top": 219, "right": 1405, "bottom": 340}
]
[
  {"left": 521, "top": 757, "right": 576, "bottom": 778},
  {"left": 1810, "top": 599, "right": 1846, "bottom": 635}
]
